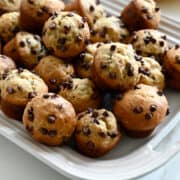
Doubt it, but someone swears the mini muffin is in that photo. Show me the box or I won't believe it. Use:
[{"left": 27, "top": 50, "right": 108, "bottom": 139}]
[
  {"left": 1, "top": 69, "right": 48, "bottom": 120},
  {"left": 131, "top": 30, "right": 168, "bottom": 62},
  {"left": 121, "top": 0, "right": 161, "bottom": 31},
  {"left": 42, "top": 12, "right": 90, "bottom": 58},
  {"left": 59, "top": 78, "right": 101, "bottom": 113},
  {"left": 34, "top": 55, "right": 75, "bottom": 92},
  {"left": 0, "top": 55, "right": 16, "bottom": 80},
  {"left": 20, "top": 0, "right": 65, "bottom": 33},
  {"left": 23, "top": 93, "right": 77, "bottom": 146},
  {"left": 138, "top": 56, "right": 165, "bottom": 89},
  {"left": 113, "top": 84, "right": 169, "bottom": 138},
  {"left": 3, "top": 32, "right": 47, "bottom": 69},
  {"left": 76, "top": 43, "right": 103, "bottom": 79},
  {"left": 75, "top": 108, "right": 121, "bottom": 157},
  {"left": 0, "top": 0, "right": 21, "bottom": 15},
  {"left": 163, "top": 45, "right": 180, "bottom": 90},
  {"left": 65, "top": 0, "right": 106, "bottom": 26},
  {"left": 90, "top": 16, "right": 129, "bottom": 43},
  {"left": 0, "top": 12, "right": 21, "bottom": 44},
  {"left": 92, "top": 43, "right": 140, "bottom": 91}
]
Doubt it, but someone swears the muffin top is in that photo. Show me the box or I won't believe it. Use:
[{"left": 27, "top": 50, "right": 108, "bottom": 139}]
[
  {"left": 0, "top": 0, "right": 21, "bottom": 14},
  {"left": 0, "top": 12, "right": 20, "bottom": 43},
  {"left": 138, "top": 56, "right": 165, "bottom": 89},
  {"left": 1, "top": 69, "right": 48, "bottom": 105},
  {"left": 93, "top": 42, "right": 140, "bottom": 90},
  {"left": 90, "top": 16, "right": 129, "bottom": 43},
  {"left": 42, "top": 11, "right": 90, "bottom": 58}
]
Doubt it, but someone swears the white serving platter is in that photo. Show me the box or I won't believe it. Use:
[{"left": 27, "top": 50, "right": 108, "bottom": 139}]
[{"left": 0, "top": 1, "right": 180, "bottom": 180}]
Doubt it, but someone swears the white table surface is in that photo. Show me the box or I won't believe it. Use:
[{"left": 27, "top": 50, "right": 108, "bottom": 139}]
[{"left": 0, "top": 1, "right": 180, "bottom": 180}]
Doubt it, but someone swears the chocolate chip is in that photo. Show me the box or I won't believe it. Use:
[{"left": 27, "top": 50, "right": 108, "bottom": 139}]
[
  {"left": 90, "top": 29, "right": 96, "bottom": 36},
  {"left": 93, "top": 118, "right": 100, "bottom": 125},
  {"left": 157, "top": 90, "right": 164, "bottom": 96},
  {"left": 7, "top": 87, "right": 15, "bottom": 94},
  {"left": 109, "top": 72, "right": 117, "bottom": 79},
  {"left": 43, "top": 94, "right": 49, "bottom": 99},
  {"left": 175, "top": 45, "right": 179, "bottom": 49},
  {"left": 67, "top": 13, "right": 74, "bottom": 17},
  {"left": 139, "top": 67, "right": 151, "bottom": 76},
  {"left": 48, "top": 130, "right": 57, "bottom": 137},
  {"left": 28, "top": 92, "right": 37, "bottom": 99},
  {"left": 82, "top": 127, "right": 91, "bottom": 136},
  {"left": 62, "top": 80, "right": 73, "bottom": 89},
  {"left": 18, "top": 67, "right": 24, "bottom": 73},
  {"left": 79, "top": 52, "right": 86, "bottom": 60},
  {"left": 79, "top": 22, "right": 85, "bottom": 29},
  {"left": 133, "top": 106, "right": 143, "bottom": 114},
  {"left": 108, "top": 132, "right": 117, "bottom": 138},
  {"left": 135, "top": 55, "right": 142, "bottom": 62},
  {"left": 19, "top": 41, "right": 25, "bottom": 47},
  {"left": 89, "top": 5, "right": 95, "bottom": 12},
  {"left": 98, "top": 132, "right": 106, "bottom": 138},
  {"left": 146, "top": 15, "right": 153, "bottom": 20},
  {"left": 28, "top": 0, "right": 34, "bottom": 4},
  {"left": 75, "top": 35, "right": 83, "bottom": 43},
  {"left": 141, "top": 7, "right": 148, "bottom": 14},
  {"left": 58, "top": 38, "right": 66, "bottom": 45},
  {"left": 27, "top": 107, "right": 34, "bottom": 122},
  {"left": 64, "top": 25, "right": 71, "bottom": 34},
  {"left": 100, "top": 63, "right": 107, "bottom": 69},
  {"left": 41, "top": 6, "right": 49, "bottom": 13},
  {"left": 166, "top": 108, "right": 170, "bottom": 116},
  {"left": 49, "top": 22, "right": 56, "bottom": 30},
  {"left": 92, "top": 111, "right": 98, "bottom": 118},
  {"left": 103, "top": 111, "right": 109, "bottom": 117},
  {"left": 159, "top": 41, "right": 164, "bottom": 47},
  {"left": 31, "top": 48, "right": 37, "bottom": 55},
  {"left": 99, "top": 27, "right": 107, "bottom": 38},
  {"left": 145, "top": 113, "right": 153, "bottom": 120},
  {"left": 136, "top": 50, "right": 142, "bottom": 55},
  {"left": 49, "top": 78, "right": 57, "bottom": 84},
  {"left": 126, "top": 63, "right": 134, "bottom": 76},
  {"left": 37, "top": 9, "right": 44, "bottom": 17},
  {"left": 57, "top": 104, "right": 63, "bottom": 110},
  {"left": 48, "top": 115, "right": 56, "bottom": 124},
  {"left": 155, "top": 7, "right": 160, "bottom": 12},
  {"left": 150, "top": 105, "right": 157, "bottom": 112},
  {"left": 110, "top": 45, "right": 116, "bottom": 51},
  {"left": 40, "top": 128, "right": 48, "bottom": 135},
  {"left": 134, "top": 85, "right": 141, "bottom": 90},
  {"left": 161, "top": 35, "right": 167, "bottom": 40},
  {"left": 87, "top": 108, "right": 94, "bottom": 114}
]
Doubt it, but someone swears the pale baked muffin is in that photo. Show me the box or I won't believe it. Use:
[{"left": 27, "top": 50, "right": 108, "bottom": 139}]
[
  {"left": 65, "top": 0, "right": 106, "bottom": 26},
  {"left": 138, "top": 56, "right": 165, "bottom": 89},
  {"left": 59, "top": 78, "right": 101, "bottom": 113},
  {"left": 163, "top": 45, "right": 180, "bottom": 90},
  {"left": 1, "top": 69, "right": 48, "bottom": 120},
  {"left": 20, "top": 0, "right": 65, "bottom": 33},
  {"left": 76, "top": 43, "right": 103, "bottom": 79},
  {"left": 113, "top": 84, "right": 169, "bottom": 138},
  {"left": 75, "top": 108, "right": 121, "bottom": 157},
  {"left": 23, "top": 93, "right": 77, "bottom": 146},
  {"left": 0, "top": 12, "right": 21, "bottom": 43},
  {"left": 90, "top": 16, "right": 129, "bottom": 43},
  {"left": 3, "top": 32, "right": 47, "bottom": 69},
  {"left": 121, "top": 0, "right": 161, "bottom": 31},
  {"left": 0, "top": 0, "right": 21, "bottom": 15},
  {"left": 42, "top": 12, "right": 90, "bottom": 58},
  {"left": 92, "top": 43, "right": 140, "bottom": 91},
  {"left": 131, "top": 30, "right": 168, "bottom": 62},
  {"left": 34, "top": 55, "right": 75, "bottom": 92}
]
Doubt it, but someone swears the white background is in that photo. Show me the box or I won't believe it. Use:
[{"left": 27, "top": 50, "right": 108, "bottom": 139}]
[{"left": 0, "top": 0, "right": 180, "bottom": 179}]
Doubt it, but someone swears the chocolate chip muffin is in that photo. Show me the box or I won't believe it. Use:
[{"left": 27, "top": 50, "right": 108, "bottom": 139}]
[
  {"left": 131, "top": 30, "right": 168, "bottom": 62},
  {"left": 0, "top": 0, "right": 21, "bottom": 15},
  {"left": 65, "top": 0, "right": 106, "bottom": 26},
  {"left": 76, "top": 42, "right": 103, "bottom": 79},
  {"left": 0, "top": 12, "right": 21, "bottom": 44},
  {"left": 3, "top": 32, "right": 47, "bottom": 69},
  {"left": 23, "top": 93, "right": 77, "bottom": 146},
  {"left": 121, "top": 0, "right": 161, "bottom": 31},
  {"left": 1, "top": 69, "right": 48, "bottom": 120},
  {"left": 75, "top": 108, "right": 121, "bottom": 157},
  {"left": 163, "top": 45, "right": 180, "bottom": 90},
  {"left": 92, "top": 43, "right": 140, "bottom": 91},
  {"left": 113, "top": 84, "right": 169, "bottom": 138},
  {"left": 90, "top": 16, "right": 129, "bottom": 43},
  {"left": 20, "top": 0, "right": 65, "bottom": 33},
  {"left": 42, "top": 11, "right": 90, "bottom": 58},
  {"left": 138, "top": 56, "right": 165, "bottom": 89},
  {"left": 59, "top": 78, "right": 101, "bottom": 113},
  {"left": 34, "top": 55, "right": 75, "bottom": 92}
]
